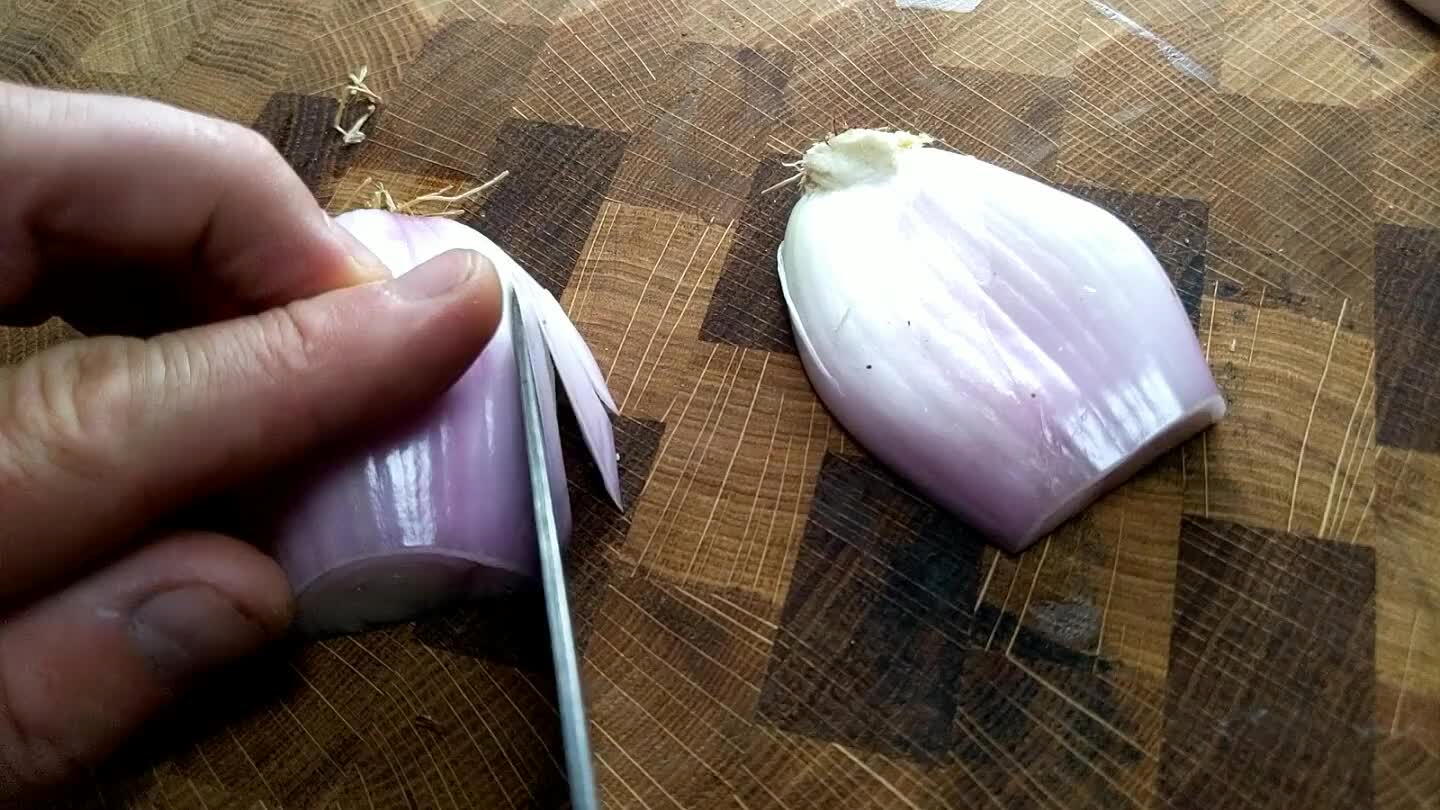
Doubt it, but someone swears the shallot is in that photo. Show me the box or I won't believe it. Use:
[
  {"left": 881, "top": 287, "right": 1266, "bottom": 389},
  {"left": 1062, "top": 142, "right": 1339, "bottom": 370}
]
[
  {"left": 271, "top": 209, "right": 620, "bottom": 635},
  {"left": 777, "top": 128, "right": 1225, "bottom": 553}
]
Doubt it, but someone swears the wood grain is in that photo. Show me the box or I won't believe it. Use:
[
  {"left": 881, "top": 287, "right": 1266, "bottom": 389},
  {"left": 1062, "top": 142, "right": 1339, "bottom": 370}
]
[{"left": 3, "top": 0, "right": 1439, "bottom": 807}]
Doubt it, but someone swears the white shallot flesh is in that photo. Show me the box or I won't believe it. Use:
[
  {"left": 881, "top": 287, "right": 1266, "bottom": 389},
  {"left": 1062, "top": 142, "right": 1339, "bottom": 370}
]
[
  {"left": 777, "top": 128, "right": 1225, "bottom": 553},
  {"left": 270, "top": 209, "right": 621, "bottom": 636}
]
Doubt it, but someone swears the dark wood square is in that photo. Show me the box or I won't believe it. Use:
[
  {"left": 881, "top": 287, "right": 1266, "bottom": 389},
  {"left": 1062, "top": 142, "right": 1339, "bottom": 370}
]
[
  {"left": 951, "top": 653, "right": 1160, "bottom": 809},
  {"left": 756, "top": 453, "right": 985, "bottom": 758},
  {"left": 464, "top": 118, "right": 628, "bottom": 297},
  {"left": 699, "top": 155, "right": 801, "bottom": 354},
  {"left": 252, "top": 92, "right": 343, "bottom": 200},
  {"left": 1375, "top": 223, "right": 1440, "bottom": 452},
  {"left": 1162, "top": 516, "right": 1376, "bottom": 810}
]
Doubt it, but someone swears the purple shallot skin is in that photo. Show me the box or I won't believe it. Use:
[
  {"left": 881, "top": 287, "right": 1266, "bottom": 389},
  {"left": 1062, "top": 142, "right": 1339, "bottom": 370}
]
[{"left": 271, "top": 210, "right": 619, "bottom": 636}]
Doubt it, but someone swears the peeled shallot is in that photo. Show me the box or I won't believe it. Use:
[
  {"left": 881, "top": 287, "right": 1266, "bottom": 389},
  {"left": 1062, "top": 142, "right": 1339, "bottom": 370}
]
[
  {"left": 777, "top": 129, "right": 1225, "bottom": 553},
  {"left": 271, "top": 209, "right": 620, "bottom": 635}
]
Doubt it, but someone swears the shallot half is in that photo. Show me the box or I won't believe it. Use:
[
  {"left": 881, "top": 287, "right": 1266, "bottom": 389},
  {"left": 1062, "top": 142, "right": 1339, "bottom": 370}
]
[
  {"left": 777, "top": 129, "right": 1225, "bottom": 553},
  {"left": 271, "top": 209, "right": 621, "bottom": 636}
]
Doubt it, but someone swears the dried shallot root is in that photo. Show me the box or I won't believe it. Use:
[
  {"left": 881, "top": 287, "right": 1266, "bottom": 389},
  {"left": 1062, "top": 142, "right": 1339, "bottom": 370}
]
[{"left": 333, "top": 65, "right": 381, "bottom": 145}]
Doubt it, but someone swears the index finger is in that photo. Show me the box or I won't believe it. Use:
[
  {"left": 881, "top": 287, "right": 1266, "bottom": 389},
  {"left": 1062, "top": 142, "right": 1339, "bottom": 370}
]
[{"left": 0, "top": 81, "right": 385, "bottom": 332}]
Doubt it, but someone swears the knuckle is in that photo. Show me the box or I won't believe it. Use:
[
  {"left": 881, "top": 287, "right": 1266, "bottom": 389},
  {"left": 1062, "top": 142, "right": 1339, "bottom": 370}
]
[
  {"left": 224, "top": 120, "right": 284, "bottom": 169},
  {"left": 0, "top": 337, "right": 150, "bottom": 477},
  {"left": 250, "top": 304, "right": 327, "bottom": 385},
  {"left": 247, "top": 304, "right": 335, "bottom": 444},
  {"left": 149, "top": 332, "right": 208, "bottom": 398}
]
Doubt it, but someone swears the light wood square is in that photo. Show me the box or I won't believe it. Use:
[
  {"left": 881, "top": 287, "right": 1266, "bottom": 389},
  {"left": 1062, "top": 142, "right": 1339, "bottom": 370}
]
[
  {"left": 560, "top": 202, "right": 733, "bottom": 420},
  {"left": 617, "top": 349, "right": 830, "bottom": 600},
  {"left": 927, "top": 0, "right": 1084, "bottom": 79},
  {"left": 80, "top": 0, "right": 223, "bottom": 78},
  {"left": 1183, "top": 298, "right": 1376, "bottom": 541}
]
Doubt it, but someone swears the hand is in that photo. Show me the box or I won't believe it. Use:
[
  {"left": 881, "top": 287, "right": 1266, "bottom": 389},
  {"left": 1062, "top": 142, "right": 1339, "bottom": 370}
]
[{"left": 0, "top": 81, "right": 503, "bottom": 800}]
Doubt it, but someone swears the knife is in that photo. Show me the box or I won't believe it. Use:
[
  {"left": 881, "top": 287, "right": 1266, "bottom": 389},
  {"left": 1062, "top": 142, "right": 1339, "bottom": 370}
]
[{"left": 509, "top": 286, "right": 601, "bottom": 810}]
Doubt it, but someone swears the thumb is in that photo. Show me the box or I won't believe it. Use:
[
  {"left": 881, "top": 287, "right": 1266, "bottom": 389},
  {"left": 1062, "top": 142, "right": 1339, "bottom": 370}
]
[
  {"left": 0, "top": 248, "right": 503, "bottom": 601},
  {"left": 0, "top": 532, "right": 291, "bottom": 803}
]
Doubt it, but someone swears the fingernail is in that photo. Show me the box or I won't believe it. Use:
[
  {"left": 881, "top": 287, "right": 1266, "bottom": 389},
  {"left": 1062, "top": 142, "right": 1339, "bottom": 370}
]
[
  {"left": 129, "top": 586, "right": 272, "bottom": 679},
  {"left": 385, "top": 249, "right": 481, "bottom": 301}
]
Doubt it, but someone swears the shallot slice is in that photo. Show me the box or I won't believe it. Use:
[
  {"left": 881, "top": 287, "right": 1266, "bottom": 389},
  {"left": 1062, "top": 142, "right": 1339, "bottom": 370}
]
[{"left": 777, "top": 129, "right": 1226, "bottom": 553}]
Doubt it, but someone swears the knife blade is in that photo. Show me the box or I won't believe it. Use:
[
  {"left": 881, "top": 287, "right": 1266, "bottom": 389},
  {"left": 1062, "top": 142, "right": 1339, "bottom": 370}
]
[{"left": 509, "top": 286, "right": 600, "bottom": 810}]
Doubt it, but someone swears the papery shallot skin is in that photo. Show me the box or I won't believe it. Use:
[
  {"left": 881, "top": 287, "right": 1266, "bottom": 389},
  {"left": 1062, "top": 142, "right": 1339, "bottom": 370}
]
[
  {"left": 778, "top": 136, "right": 1225, "bottom": 553},
  {"left": 272, "top": 210, "right": 618, "bottom": 636}
]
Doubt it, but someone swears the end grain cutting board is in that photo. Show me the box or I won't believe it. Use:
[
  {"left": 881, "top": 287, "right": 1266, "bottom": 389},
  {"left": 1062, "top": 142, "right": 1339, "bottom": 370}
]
[{"left": 1, "top": 0, "right": 1437, "bottom": 807}]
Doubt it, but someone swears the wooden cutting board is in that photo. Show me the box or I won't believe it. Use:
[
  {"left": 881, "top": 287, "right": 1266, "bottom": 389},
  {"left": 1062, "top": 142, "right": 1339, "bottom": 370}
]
[{"left": 2, "top": 1, "right": 1438, "bottom": 807}]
